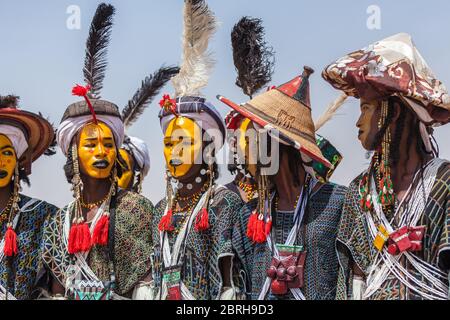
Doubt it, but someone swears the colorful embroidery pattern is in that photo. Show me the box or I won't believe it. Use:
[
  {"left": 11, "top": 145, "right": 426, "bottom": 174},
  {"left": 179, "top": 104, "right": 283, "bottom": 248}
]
[
  {"left": 0, "top": 195, "right": 58, "bottom": 300},
  {"left": 152, "top": 188, "right": 245, "bottom": 300},
  {"left": 41, "top": 191, "right": 154, "bottom": 297},
  {"left": 233, "top": 183, "right": 347, "bottom": 300}
]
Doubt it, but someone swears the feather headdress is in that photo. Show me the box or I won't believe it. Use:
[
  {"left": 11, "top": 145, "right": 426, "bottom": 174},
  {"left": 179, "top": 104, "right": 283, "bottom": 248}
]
[
  {"left": 83, "top": 3, "right": 116, "bottom": 99},
  {"left": 171, "top": 0, "right": 218, "bottom": 97},
  {"left": 122, "top": 66, "right": 180, "bottom": 128},
  {"left": 314, "top": 93, "right": 348, "bottom": 131},
  {"left": 231, "top": 16, "right": 275, "bottom": 99}
]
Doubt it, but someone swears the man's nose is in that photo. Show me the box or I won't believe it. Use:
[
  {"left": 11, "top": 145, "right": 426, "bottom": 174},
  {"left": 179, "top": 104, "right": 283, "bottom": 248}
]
[{"left": 95, "top": 144, "right": 107, "bottom": 157}]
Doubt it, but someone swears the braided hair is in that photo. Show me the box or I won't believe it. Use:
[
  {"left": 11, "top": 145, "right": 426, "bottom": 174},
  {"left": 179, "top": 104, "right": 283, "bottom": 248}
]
[{"left": 371, "top": 96, "right": 429, "bottom": 176}]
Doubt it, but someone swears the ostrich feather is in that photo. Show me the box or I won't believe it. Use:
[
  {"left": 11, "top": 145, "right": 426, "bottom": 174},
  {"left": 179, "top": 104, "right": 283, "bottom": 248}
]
[
  {"left": 122, "top": 66, "right": 180, "bottom": 128},
  {"left": 83, "top": 3, "right": 116, "bottom": 99},
  {"left": 231, "top": 16, "right": 275, "bottom": 98},
  {"left": 171, "top": 0, "right": 218, "bottom": 97},
  {"left": 314, "top": 93, "right": 348, "bottom": 131}
]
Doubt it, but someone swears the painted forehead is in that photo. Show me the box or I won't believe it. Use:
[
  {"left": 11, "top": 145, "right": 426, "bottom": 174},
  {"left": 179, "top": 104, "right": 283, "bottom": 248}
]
[
  {"left": 165, "top": 117, "right": 200, "bottom": 136},
  {"left": 80, "top": 122, "right": 114, "bottom": 139},
  {"left": 0, "top": 134, "right": 14, "bottom": 147}
]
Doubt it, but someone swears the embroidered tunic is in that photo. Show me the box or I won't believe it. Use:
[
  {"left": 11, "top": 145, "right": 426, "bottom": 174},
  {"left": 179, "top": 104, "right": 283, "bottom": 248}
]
[
  {"left": 41, "top": 191, "right": 154, "bottom": 298},
  {"left": 151, "top": 187, "right": 245, "bottom": 300},
  {"left": 0, "top": 194, "right": 58, "bottom": 300},
  {"left": 233, "top": 182, "right": 347, "bottom": 300},
  {"left": 335, "top": 160, "right": 450, "bottom": 300}
]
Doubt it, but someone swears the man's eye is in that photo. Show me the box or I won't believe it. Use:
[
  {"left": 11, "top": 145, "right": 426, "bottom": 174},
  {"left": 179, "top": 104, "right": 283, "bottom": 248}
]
[
  {"left": 104, "top": 143, "right": 114, "bottom": 148},
  {"left": 3, "top": 151, "right": 13, "bottom": 156},
  {"left": 84, "top": 144, "right": 95, "bottom": 148}
]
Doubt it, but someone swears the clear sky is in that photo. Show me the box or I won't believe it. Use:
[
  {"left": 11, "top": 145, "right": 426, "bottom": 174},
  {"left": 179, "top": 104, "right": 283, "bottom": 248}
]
[{"left": 0, "top": 0, "right": 449, "bottom": 207}]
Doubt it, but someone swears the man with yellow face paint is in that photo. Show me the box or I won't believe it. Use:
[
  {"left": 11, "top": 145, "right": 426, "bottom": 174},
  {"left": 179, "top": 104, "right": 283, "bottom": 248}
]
[
  {"left": 323, "top": 33, "right": 450, "bottom": 300},
  {"left": 150, "top": 0, "right": 245, "bottom": 301},
  {"left": 117, "top": 66, "right": 179, "bottom": 193},
  {"left": 41, "top": 92, "right": 155, "bottom": 300},
  {"left": 0, "top": 95, "right": 58, "bottom": 300},
  {"left": 218, "top": 67, "right": 347, "bottom": 300},
  {"left": 118, "top": 136, "right": 150, "bottom": 193},
  {"left": 39, "top": 3, "right": 155, "bottom": 300}
]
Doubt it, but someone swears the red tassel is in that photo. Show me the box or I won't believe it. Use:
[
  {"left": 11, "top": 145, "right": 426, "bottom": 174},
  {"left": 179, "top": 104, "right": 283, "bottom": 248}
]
[
  {"left": 246, "top": 211, "right": 258, "bottom": 240},
  {"left": 158, "top": 209, "right": 174, "bottom": 232},
  {"left": 265, "top": 218, "right": 272, "bottom": 236},
  {"left": 195, "top": 208, "right": 210, "bottom": 232},
  {"left": 254, "top": 216, "right": 267, "bottom": 244},
  {"left": 71, "top": 84, "right": 98, "bottom": 124},
  {"left": 92, "top": 214, "right": 109, "bottom": 246},
  {"left": 4, "top": 226, "right": 18, "bottom": 257},
  {"left": 78, "top": 223, "right": 92, "bottom": 252},
  {"left": 68, "top": 223, "right": 80, "bottom": 254},
  {"left": 72, "top": 84, "right": 91, "bottom": 97}
]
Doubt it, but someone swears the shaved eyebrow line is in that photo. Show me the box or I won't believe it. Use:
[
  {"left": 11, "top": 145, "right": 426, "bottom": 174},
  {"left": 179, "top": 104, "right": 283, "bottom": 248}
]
[
  {"left": 83, "top": 137, "right": 114, "bottom": 141},
  {"left": 0, "top": 145, "right": 14, "bottom": 151}
]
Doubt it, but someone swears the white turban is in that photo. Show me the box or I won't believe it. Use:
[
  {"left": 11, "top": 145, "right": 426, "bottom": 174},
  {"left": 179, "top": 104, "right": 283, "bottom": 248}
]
[
  {"left": 57, "top": 115, "right": 125, "bottom": 156},
  {"left": 123, "top": 136, "right": 150, "bottom": 178},
  {"left": 160, "top": 101, "right": 226, "bottom": 150},
  {"left": 0, "top": 124, "right": 29, "bottom": 158}
]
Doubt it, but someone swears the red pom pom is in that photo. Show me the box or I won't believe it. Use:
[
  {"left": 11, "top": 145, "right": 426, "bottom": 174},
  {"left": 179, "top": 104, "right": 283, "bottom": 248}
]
[
  {"left": 78, "top": 223, "right": 92, "bottom": 252},
  {"left": 68, "top": 223, "right": 80, "bottom": 254},
  {"left": 246, "top": 211, "right": 258, "bottom": 240},
  {"left": 72, "top": 84, "right": 91, "bottom": 97},
  {"left": 195, "top": 208, "right": 210, "bottom": 232},
  {"left": 253, "top": 217, "right": 267, "bottom": 244},
  {"left": 158, "top": 209, "right": 174, "bottom": 232},
  {"left": 4, "top": 226, "right": 18, "bottom": 257},
  {"left": 92, "top": 214, "right": 109, "bottom": 246}
]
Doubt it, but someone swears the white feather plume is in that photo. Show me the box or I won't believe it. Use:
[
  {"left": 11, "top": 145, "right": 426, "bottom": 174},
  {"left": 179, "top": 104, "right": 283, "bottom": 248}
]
[
  {"left": 171, "top": 0, "right": 218, "bottom": 97},
  {"left": 314, "top": 93, "right": 348, "bottom": 131}
]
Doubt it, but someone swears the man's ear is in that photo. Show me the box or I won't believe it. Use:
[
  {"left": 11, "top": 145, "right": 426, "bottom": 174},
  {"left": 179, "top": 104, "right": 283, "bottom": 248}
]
[{"left": 392, "top": 102, "right": 402, "bottom": 122}]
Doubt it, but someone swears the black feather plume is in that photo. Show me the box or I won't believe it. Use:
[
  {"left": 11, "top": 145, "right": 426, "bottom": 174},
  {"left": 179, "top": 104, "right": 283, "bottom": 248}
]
[
  {"left": 122, "top": 66, "right": 180, "bottom": 128},
  {"left": 0, "top": 95, "right": 20, "bottom": 109},
  {"left": 83, "top": 3, "right": 116, "bottom": 98},
  {"left": 231, "top": 16, "right": 275, "bottom": 98}
]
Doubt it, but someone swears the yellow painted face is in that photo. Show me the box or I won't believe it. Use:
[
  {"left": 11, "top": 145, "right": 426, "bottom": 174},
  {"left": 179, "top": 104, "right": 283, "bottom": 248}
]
[
  {"left": 163, "top": 116, "right": 202, "bottom": 178},
  {"left": 117, "top": 148, "right": 134, "bottom": 190},
  {"left": 0, "top": 135, "right": 17, "bottom": 188},
  {"left": 237, "top": 118, "right": 257, "bottom": 177},
  {"left": 78, "top": 122, "right": 117, "bottom": 179}
]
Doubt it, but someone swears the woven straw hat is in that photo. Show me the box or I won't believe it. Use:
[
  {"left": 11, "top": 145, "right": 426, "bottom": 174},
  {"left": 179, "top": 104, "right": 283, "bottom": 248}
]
[{"left": 217, "top": 66, "right": 332, "bottom": 169}]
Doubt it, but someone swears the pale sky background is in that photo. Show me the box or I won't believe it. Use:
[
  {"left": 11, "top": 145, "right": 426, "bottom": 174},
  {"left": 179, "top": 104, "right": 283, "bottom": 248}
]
[{"left": 0, "top": 0, "right": 449, "bottom": 207}]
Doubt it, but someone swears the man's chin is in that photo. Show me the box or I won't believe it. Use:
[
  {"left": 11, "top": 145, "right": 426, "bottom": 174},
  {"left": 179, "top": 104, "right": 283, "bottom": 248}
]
[
  {"left": 0, "top": 178, "right": 11, "bottom": 188},
  {"left": 86, "top": 169, "right": 112, "bottom": 180}
]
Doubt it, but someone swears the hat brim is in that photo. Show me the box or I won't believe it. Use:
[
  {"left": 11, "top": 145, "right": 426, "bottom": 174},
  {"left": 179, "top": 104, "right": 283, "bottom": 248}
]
[
  {"left": 217, "top": 95, "right": 333, "bottom": 169},
  {"left": 0, "top": 108, "right": 54, "bottom": 163}
]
